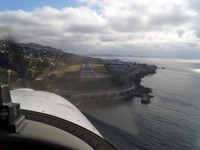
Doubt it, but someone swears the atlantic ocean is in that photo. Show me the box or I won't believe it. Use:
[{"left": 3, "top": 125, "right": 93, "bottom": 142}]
[{"left": 83, "top": 57, "right": 200, "bottom": 150}]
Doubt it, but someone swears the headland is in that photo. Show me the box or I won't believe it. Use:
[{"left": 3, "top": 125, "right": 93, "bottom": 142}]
[
  {"left": 31, "top": 57, "right": 157, "bottom": 106},
  {"left": 0, "top": 40, "right": 157, "bottom": 106}
]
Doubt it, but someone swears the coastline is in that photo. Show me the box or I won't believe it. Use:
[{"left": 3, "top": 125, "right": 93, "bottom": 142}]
[
  {"left": 28, "top": 58, "right": 157, "bottom": 106},
  {"left": 71, "top": 60, "right": 157, "bottom": 107},
  {"left": 133, "top": 67, "right": 157, "bottom": 103},
  {"left": 134, "top": 71, "right": 155, "bottom": 95},
  {"left": 119, "top": 61, "right": 157, "bottom": 99},
  {"left": 81, "top": 57, "right": 200, "bottom": 150}
]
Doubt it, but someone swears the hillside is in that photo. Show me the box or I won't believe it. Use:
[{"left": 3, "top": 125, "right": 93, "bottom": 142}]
[{"left": 0, "top": 39, "right": 84, "bottom": 86}]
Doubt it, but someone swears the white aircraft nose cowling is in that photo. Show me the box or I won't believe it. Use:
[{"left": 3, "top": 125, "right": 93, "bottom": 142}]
[{"left": 10, "top": 88, "right": 102, "bottom": 137}]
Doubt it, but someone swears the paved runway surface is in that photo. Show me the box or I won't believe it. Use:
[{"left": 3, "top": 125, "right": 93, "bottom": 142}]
[
  {"left": 81, "top": 58, "right": 97, "bottom": 78},
  {"left": 81, "top": 58, "right": 111, "bottom": 79}
]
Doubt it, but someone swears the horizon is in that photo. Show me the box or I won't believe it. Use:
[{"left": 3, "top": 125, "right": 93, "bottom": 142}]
[
  {"left": 1, "top": 38, "right": 200, "bottom": 59},
  {"left": 0, "top": 0, "right": 200, "bottom": 58}
]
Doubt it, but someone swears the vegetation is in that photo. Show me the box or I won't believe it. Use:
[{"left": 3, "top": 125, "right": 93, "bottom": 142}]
[
  {"left": 0, "top": 67, "right": 21, "bottom": 85},
  {"left": 92, "top": 64, "right": 108, "bottom": 72},
  {"left": 64, "top": 65, "right": 81, "bottom": 72},
  {"left": 61, "top": 78, "right": 123, "bottom": 92},
  {"left": 60, "top": 53, "right": 83, "bottom": 66},
  {"left": 0, "top": 39, "right": 126, "bottom": 94},
  {"left": 0, "top": 67, "right": 8, "bottom": 84}
]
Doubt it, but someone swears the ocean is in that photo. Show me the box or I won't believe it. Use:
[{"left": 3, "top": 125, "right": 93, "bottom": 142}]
[{"left": 82, "top": 57, "right": 200, "bottom": 150}]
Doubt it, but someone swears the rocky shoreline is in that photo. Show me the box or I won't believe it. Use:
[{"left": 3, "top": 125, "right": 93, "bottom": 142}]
[
  {"left": 119, "top": 62, "right": 157, "bottom": 97},
  {"left": 133, "top": 66, "right": 157, "bottom": 103},
  {"left": 134, "top": 70, "right": 155, "bottom": 95}
]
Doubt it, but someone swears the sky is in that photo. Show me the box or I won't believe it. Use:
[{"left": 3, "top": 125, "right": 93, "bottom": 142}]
[{"left": 0, "top": 0, "right": 200, "bottom": 58}]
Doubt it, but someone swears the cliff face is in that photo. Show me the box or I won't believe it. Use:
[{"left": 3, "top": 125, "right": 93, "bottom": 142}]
[
  {"left": 119, "top": 64, "right": 157, "bottom": 95},
  {"left": 134, "top": 66, "right": 157, "bottom": 94}
]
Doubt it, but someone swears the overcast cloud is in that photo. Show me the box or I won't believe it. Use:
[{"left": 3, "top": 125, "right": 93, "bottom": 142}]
[{"left": 0, "top": 0, "right": 200, "bottom": 57}]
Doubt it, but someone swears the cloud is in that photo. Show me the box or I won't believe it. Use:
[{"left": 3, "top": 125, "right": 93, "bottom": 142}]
[
  {"left": 0, "top": 25, "right": 11, "bottom": 34},
  {"left": 0, "top": 0, "right": 199, "bottom": 57},
  {"left": 188, "top": 0, "right": 200, "bottom": 13}
]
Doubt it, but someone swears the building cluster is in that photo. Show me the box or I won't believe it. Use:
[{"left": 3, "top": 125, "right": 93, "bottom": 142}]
[
  {"left": 19, "top": 42, "right": 63, "bottom": 64},
  {"left": 0, "top": 39, "right": 63, "bottom": 79},
  {"left": 104, "top": 59, "right": 136, "bottom": 72}
]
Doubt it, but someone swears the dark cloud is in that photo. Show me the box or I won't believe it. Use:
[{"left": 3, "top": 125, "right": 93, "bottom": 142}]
[
  {"left": 177, "top": 30, "right": 185, "bottom": 37},
  {"left": 150, "top": 12, "right": 191, "bottom": 26},
  {"left": 108, "top": 16, "right": 146, "bottom": 32},
  {"left": 68, "top": 24, "right": 104, "bottom": 33},
  {"left": 0, "top": 25, "right": 11, "bottom": 34},
  {"left": 188, "top": 0, "right": 200, "bottom": 12},
  {"left": 100, "top": 35, "right": 120, "bottom": 42}
]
